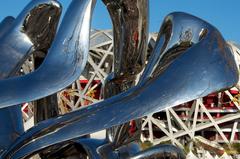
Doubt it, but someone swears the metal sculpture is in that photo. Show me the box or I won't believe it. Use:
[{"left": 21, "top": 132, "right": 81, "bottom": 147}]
[
  {"left": 0, "top": 0, "right": 238, "bottom": 159},
  {"left": 102, "top": 0, "right": 149, "bottom": 150},
  {"left": 0, "top": 0, "right": 94, "bottom": 108},
  {"left": 0, "top": 0, "right": 61, "bottom": 152}
]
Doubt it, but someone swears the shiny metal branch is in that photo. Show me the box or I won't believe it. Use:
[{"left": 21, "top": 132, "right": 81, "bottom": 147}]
[
  {"left": 2, "top": 12, "right": 238, "bottom": 158},
  {"left": 0, "top": 0, "right": 94, "bottom": 109},
  {"left": 0, "top": 0, "right": 61, "bottom": 152},
  {"left": 102, "top": 0, "right": 149, "bottom": 149},
  {"left": 0, "top": 0, "right": 61, "bottom": 78},
  {"left": 129, "top": 144, "right": 185, "bottom": 159}
]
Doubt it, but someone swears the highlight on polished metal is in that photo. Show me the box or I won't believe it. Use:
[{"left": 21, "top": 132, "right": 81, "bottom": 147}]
[
  {"left": 102, "top": 0, "right": 149, "bottom": 149},
  {"left": 2, "top": 12, "right": 238, "bottom": 158},
  {"left": 0, "top": 0, "right": 96, "bottom": 109},
  {"left": 0, "top": 0, "right": 61, "bottom": 152},
  {"left": 130, "top": 144, "right": 185, "bottom": 159},
  {"left": 0, "top": 16, "right": 15, "bottom": 38},
  {"left": 0, "top": 0, "right": 61, "bottom": 78}
]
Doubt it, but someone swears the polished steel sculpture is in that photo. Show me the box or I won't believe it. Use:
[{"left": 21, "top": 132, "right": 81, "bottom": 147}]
[
  {"left": 0, "top": 0, "right": 61, "bottom": 152},
  {"left": 102, "top": 0, "right": 149, "bottom": 150},
  {"left": 129, "top": 144, "right": 185, "bottom": 159},
  {"left": 0, "top": 0, "right": 61, "bottom": 78},
  {"left": 0, "top": 0, "right": 94, "bottom": 108},
  {"left": 0, "top": 0, "right": 238, "bottom": 158}
]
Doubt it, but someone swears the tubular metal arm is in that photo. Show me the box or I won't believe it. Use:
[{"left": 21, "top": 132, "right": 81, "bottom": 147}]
[
  {"left": 0, "top": 0, "right": 61, "bottom": 152},
  {"left": 0, "top": 16, "right": 15, "bottom": 38},
  {"left": 2, "top": 12, "right": 238, "bottom": 159},
  {"left": 102, "top": 0, "right": 149, "bottom": 149},
  {"left": 129, "top": 144, "right": 185, "bottom": 159},
  {"left": 0, "top": 0, "right": 61, "bottom": 78},
  {"left": 0, "top": 0, "right": 95, "bottom": 109}
]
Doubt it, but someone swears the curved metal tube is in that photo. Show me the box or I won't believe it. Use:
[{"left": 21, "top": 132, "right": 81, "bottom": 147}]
[
  {"left": 34, "top": 139, "right": 105, "bottom": 159},
  {"left": 0, "top": 0, "right": 95, "bottom": 109},
  {"left": 0, "top": 17, "right": 20, "bottom": 151},
  {"left": 2, "top": 12, "right": 238, "bottom": 158},
  {"left": 129, "top": 144, "right": 185, "bottom": 159},
  {"left": 102, "top": 0, "right": 149, "bottom": 77},
  {"left": 0, "top": 16, "right": 15, "bottom": 38},
  {"left": 139, "top": 12, "right": 206, "bottom": 83},
  {"left": 102, "top": 0, "right": 149, "bottom": 87},
  {"left": 0, "top": 0, "right": 61, "bottom": 78},
  {"left": 0, "top": 1, "right": 61, "bottom": 151},
  {"left": 102, "top": 0, "right": 149, "bottom": 148},
  {"left": 97, "top": 142, "right": 140, "bottom": 159}
]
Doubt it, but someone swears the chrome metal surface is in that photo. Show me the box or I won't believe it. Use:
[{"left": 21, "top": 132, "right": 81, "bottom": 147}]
[
  {"left": 0, "top": 17, "right": 21, "bottom": 151},
  {"left": 0, "top": 0, "right": 61, "bottom": 152},
  {"left": 102, "top": 0, "right": 149, "bottom": 87},
  {"left": 102, "top": 0, "right": 149, "bottom": 148},
  {"left": 34, "top": 94, "right": 59, "bottom": 124},
  {"left": 0, "top": 16, "right": 15, "bottom": 38},
  {"left": 0, "top": 0, "right": 95, "bottom": 109},
  {"left": 129, "top": 144, "right": 185, "bottom": 159},
  {"left": 0, "top": 0, "right": 61, "bottom": 78},
  {"left": 0, "top": 106, "right": 23, "bottom": 153},
  {"left": 76, "top": 139, "right": 105, "bottom": 159},
  {"left": 3, "top": 12, "right": 238, "bottom": 158},
  {"left": 36, "top": 139, "right": 105, "bottom": 159},
  {"left": 97, "top": 142, "right": 140, "bottom": 159}
]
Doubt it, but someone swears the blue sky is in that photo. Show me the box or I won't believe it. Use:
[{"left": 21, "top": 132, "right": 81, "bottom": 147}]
[{"left": 0, "top": 0, "right": 239, "bottom": 43}]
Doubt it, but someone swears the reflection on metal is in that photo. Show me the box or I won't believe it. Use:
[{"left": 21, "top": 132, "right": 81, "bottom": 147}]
[
  {"left": 2, "top": 12, "right": 238, "bottom": 158},
  {"left": 141, "top": 42, "right": 240, "bottom": 150},
  {"left": 130, "top": 144, "right": 185, "bottom": 159},
  {"left": 138, "top": 15, "right": 240, "bottom": 150},
  {"left": 58, "top": 30, "right": 114, "bottom": 113},
  {"left": 0, "top": 16, "right": 15, "bottom": 38},
  {"left": 21, "top": 30, "right": 114, "bottom": 129},
  {"left": 0, "top": 0, "right": 61, "bottom": 152},
  {"left": 102, "top": 0, "right": 149, "bottom": 149},
  {"left": 0, "top": 0, "right": 95, "bottom": 108},
  {"left": 0, "top": 0, "right": 61, "bottom": 78},
  {"left": 102, "top": 0, "right": 148, "bottom": 80},
  {"left": 56, "top": 31, "right": 157, "bottom": 116},
  {"left": 0, "top": 16, "right": 20, "bottom": 152},
  {"left": 22, "top": 0, "right": 62, "bottom": 125}
]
